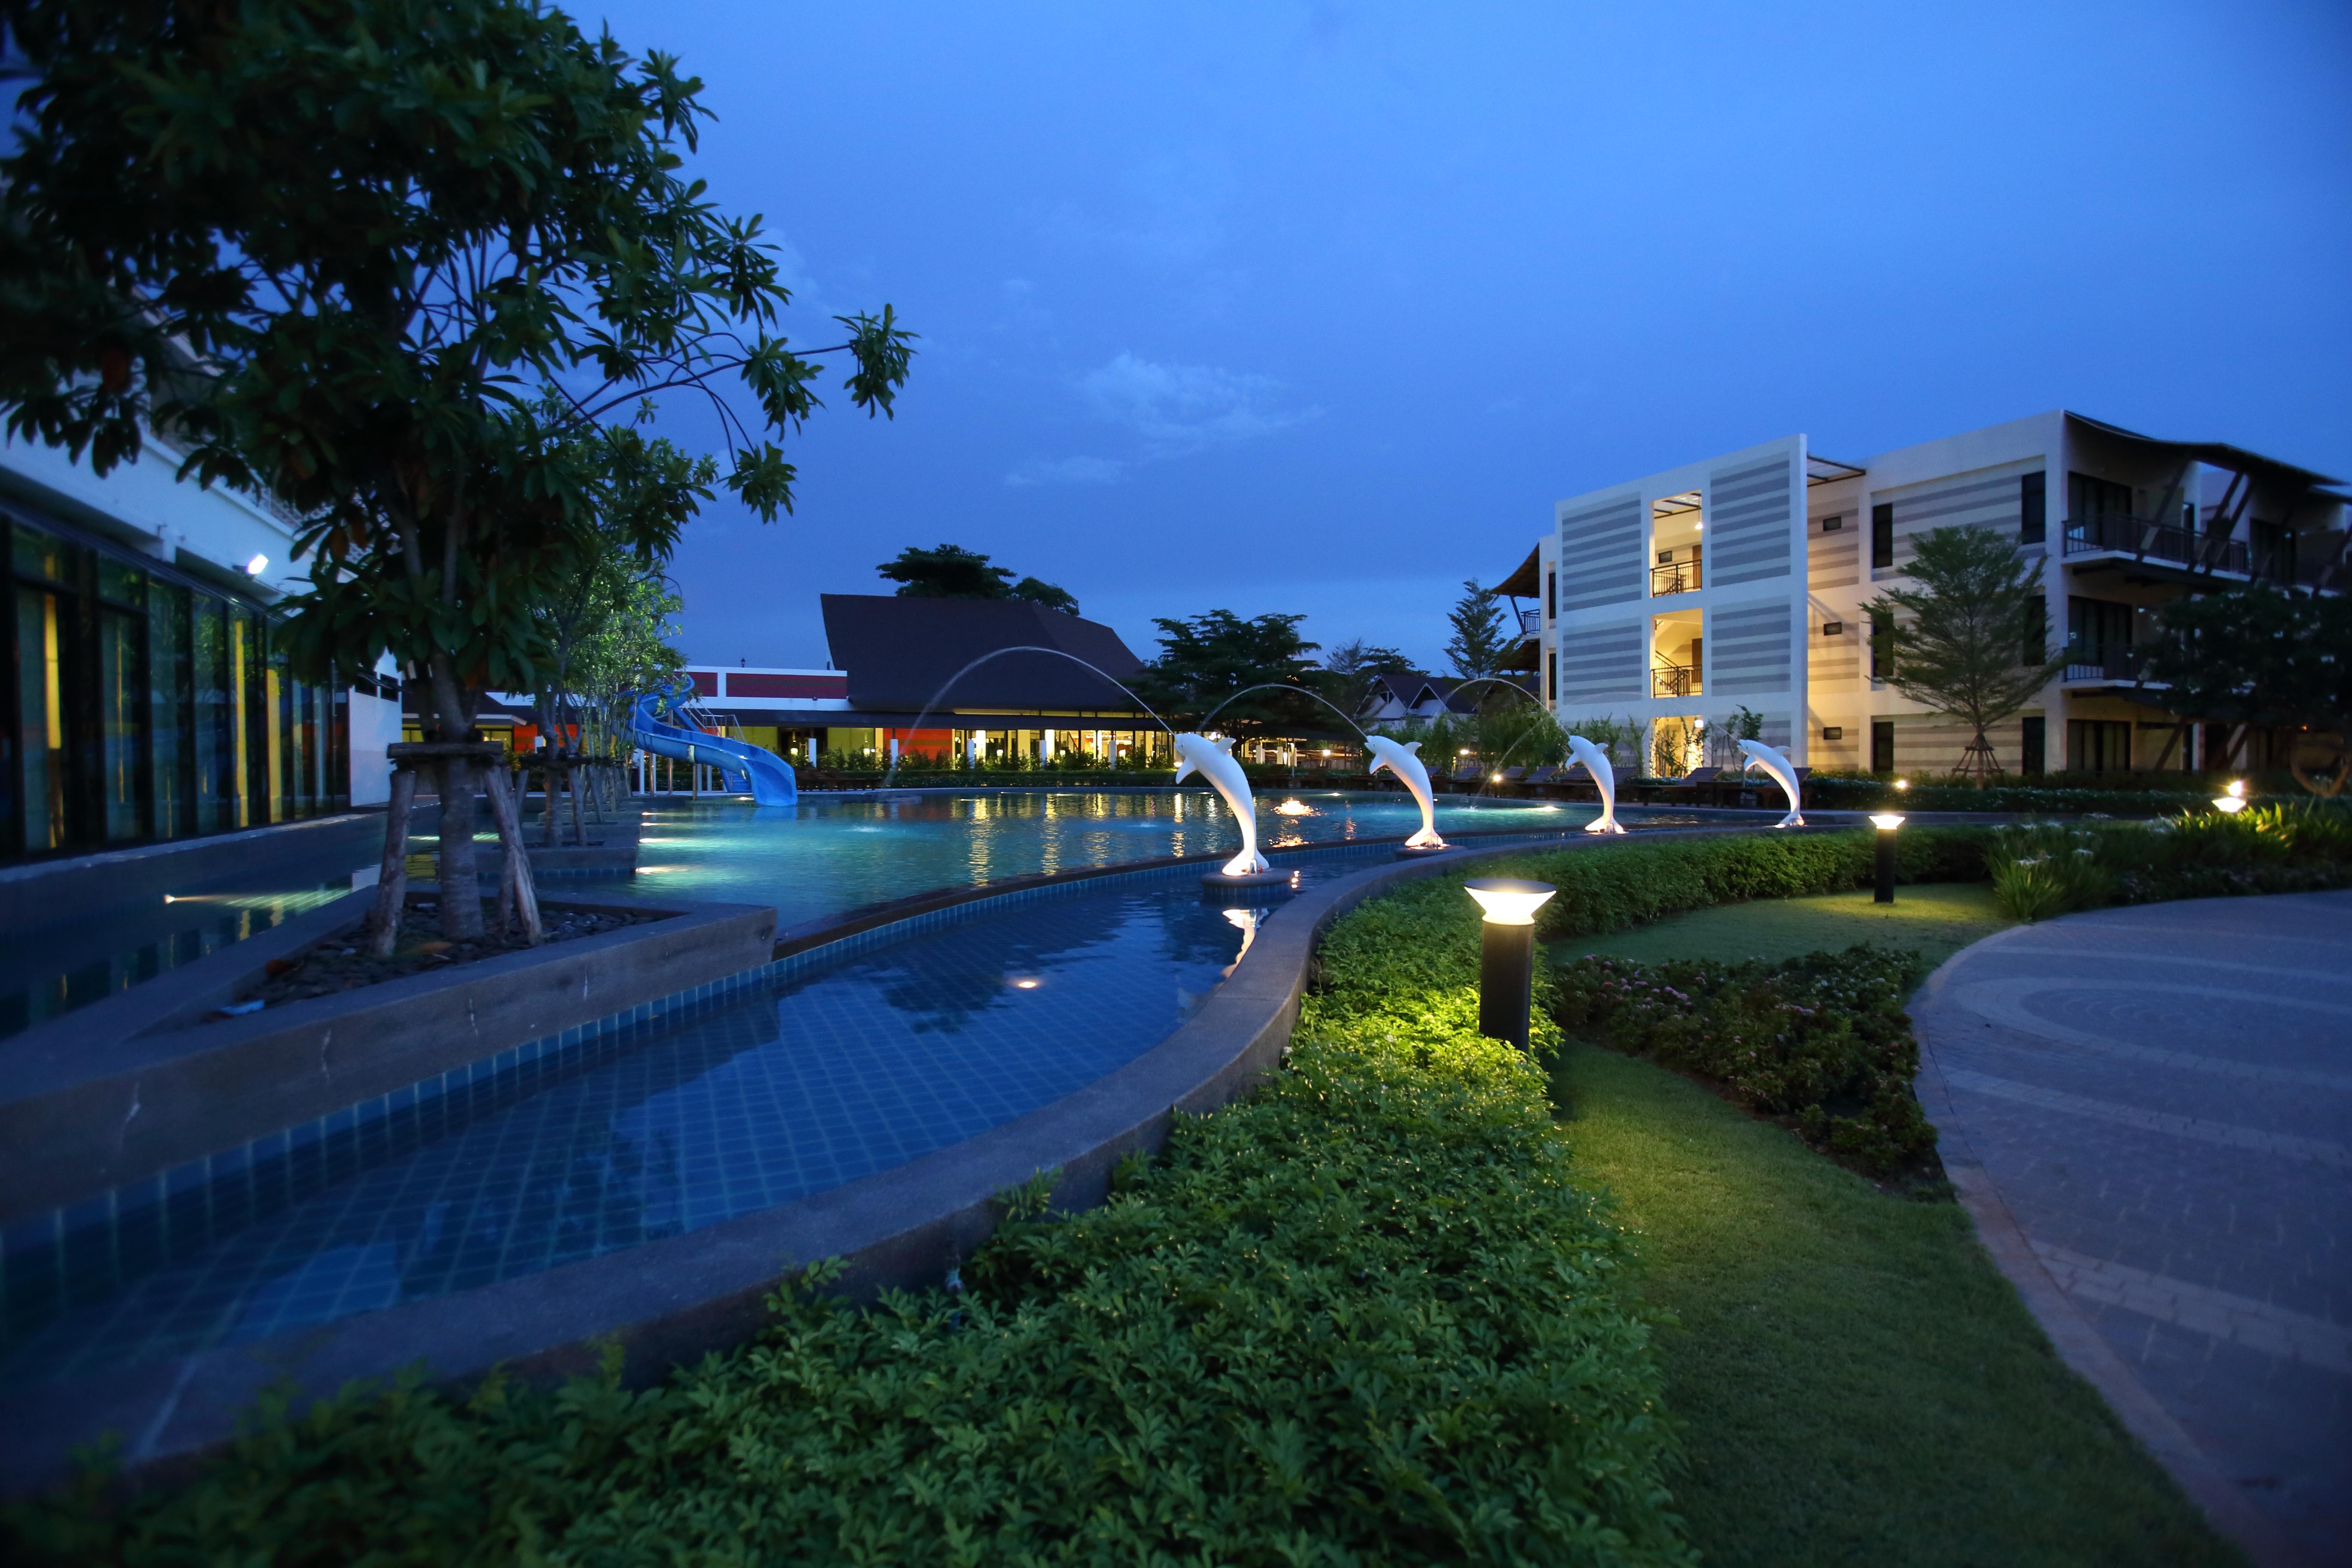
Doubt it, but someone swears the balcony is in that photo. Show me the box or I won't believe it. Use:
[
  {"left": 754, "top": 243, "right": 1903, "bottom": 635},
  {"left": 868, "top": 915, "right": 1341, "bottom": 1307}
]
[
  {"left": 1516, "top": 604, "right": 1543, "bottom": 637},
  {"left": 2061, "top": 641, "right": 2164, "bottom": 687},
  {"left": 1650, "top": 560, "right": 1702, "bottom": 597},
  {"left": 1651, "top": 660, "right": 1700, "bottom": 699},
  {"left": 2064, "top": 511, "right": 2248, "bottom": 576}
]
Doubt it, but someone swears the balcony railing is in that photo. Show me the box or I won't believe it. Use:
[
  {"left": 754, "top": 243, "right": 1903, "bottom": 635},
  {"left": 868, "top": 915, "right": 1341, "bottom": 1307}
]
[
  {"left": 1651, "top": 660, "right": 1700, "bottom": 698},
  {"left": 2064, "top": 511, "right": 2249, "bottom": 576},
  {"left": 1650, "top": 560, "right": 1702, "bottom": 597},
  {"left": 2061, "top": 641, "right": 2160, "bottom": 685},
  {"left": 1516, "top": 605, "right": 1544, "bottom": 637}
]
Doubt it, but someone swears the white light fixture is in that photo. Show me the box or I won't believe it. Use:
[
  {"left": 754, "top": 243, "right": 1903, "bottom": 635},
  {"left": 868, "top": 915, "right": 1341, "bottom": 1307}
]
[
  {"left": 1463, "top": 878, "right": 1558, "bottom": 926},
  {"left": 1894, "top": 778, "right": 1910, "bottom": 791},
  {"left": 244, "top": 553, "right": 269, "bottom": 576},
  {"left": 1868, "top": 813, "right": 1907, "bottom": 831}
]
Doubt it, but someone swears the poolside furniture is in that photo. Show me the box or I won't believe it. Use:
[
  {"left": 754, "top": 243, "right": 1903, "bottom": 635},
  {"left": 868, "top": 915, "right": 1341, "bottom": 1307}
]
[
  {"left": 1448, "top": 761, "right": 1483, "bottom": 792},
  {"left": 1523, "top": 764, "right": 1558, "bottom": 795},
  {"left": 1497, "top": 765, "right": 1528, "bottom": 794}
]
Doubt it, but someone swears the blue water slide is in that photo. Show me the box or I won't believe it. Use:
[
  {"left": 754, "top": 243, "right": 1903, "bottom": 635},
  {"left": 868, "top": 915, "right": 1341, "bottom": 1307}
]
[{"left": 629, "top": 683, "right": 799, "bottom": 805}]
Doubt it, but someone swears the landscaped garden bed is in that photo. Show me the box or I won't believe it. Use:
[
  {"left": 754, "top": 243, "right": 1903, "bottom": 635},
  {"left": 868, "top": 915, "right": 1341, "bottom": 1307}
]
[{"left": 230, "top": 898, "right": 662, "bottom": 1013}]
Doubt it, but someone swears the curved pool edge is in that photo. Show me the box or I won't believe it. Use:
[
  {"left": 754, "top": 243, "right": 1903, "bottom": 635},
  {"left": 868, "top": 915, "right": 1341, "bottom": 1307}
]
[{"left": 0, "top": 824, "right": 1784, "bottom": 1499}]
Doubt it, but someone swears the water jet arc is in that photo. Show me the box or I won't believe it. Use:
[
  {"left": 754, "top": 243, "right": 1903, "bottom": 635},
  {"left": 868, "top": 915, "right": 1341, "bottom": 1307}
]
[{"left": 881, "top": 646, "right": 1174, "bottom": 788}]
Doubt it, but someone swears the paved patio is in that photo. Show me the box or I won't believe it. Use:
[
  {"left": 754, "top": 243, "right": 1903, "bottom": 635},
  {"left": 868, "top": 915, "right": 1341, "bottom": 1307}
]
[{"left": 1913, "top": 891, "right": 2352, "bottom": 1568}]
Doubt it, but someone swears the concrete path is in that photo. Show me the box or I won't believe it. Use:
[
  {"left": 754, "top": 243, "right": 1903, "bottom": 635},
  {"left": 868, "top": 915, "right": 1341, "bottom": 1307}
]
[{"left": 1913, "top": 891, "right": 2352, "bottom": 1568}]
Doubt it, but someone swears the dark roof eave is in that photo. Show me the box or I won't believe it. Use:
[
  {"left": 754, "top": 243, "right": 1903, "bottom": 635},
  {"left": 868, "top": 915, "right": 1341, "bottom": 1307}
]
[{"left": 2066, "top": 412, "right": 2346, "bottom": 490}]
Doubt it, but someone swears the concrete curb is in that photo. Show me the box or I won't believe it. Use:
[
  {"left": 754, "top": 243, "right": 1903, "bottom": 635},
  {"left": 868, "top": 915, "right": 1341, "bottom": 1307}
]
[{"left": 1912, "top": 944, "right": 2315, "bottom": 1568}]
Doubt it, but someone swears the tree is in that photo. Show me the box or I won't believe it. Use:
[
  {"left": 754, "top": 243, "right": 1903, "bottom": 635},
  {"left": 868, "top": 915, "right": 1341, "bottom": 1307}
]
[
  {"left": 2141, "top": 583, "right": 2352, "bottom": 795},
  {"left": 1, "top": 0, "right": 913, "bottom": 938},
  {"left": 1444, "top": 579, "right": 1509, "bottom": 679},
  {"left": 876, "top": 543, "right": 1078, "bottom": 614},
  {"left": 1864, "top": 526, "right": 2065, "bottom": 785},
  {"left": 1134, "top": 610, "right": 1325, "bottom": 736},
  {"left": 1323, "top": 638, "right": 1417, "bottom": 716}
]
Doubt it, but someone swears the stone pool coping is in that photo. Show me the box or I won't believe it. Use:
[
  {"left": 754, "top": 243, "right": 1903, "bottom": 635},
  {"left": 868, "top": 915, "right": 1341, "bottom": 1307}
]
[
  {"left": 0, "top": 888, "right": 776, "bottom": 1227},
  {"left": 0, "top": 823, "right": 1784, "bottom": 1498}
]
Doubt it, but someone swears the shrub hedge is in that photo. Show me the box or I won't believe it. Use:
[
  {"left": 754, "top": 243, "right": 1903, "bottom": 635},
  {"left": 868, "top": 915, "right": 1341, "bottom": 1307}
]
[
  {"left": 1551, "top": 948, "right": 1935, "bottom": 1177},
  {"left": 11, "top": 919, "right": 1693, "bottom": 1565},
  {"left": 1985, "top": 802, "right": 2352, "bottom": 919}
]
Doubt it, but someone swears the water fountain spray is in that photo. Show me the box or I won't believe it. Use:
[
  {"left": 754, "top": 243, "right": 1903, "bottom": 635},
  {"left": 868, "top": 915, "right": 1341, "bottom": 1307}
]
[{"left": 881, "top": 646, "right": 1176, "bottom": 788}]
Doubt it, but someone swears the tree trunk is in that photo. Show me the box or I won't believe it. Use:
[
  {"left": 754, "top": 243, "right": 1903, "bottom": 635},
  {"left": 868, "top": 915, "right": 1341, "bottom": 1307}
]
[
  {"left": 437, "top": 756, "right": 485, "bottom": 939},
  {"left": 481, "top": 763, "right": 544, "bottom": 944},
  {"left": 362, "top": 767, "right": 417, "bottom": 959},
  {"left": 542, "top": 756, "right": 561, "bottom": 848},
  {"left": 570, "top": 758, "right": 586, "bottom": 845}
]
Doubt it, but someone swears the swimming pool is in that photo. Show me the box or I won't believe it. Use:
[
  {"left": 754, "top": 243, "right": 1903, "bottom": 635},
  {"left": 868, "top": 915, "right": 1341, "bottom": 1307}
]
[
  {"left": 0, "top": 788, "right": 1603, "bottom": 1041},
  {"left": 0, "top": 843, "right": 1425, "bottom": 1387},
  {"left": 614, "top": 788, "right": 1595, "bottom": 931}
]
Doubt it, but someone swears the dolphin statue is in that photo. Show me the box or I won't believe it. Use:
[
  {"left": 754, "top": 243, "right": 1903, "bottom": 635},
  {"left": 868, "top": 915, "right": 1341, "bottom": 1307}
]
[
  {"left": 1363, "top": 735, "right": 1444, "bottom": 848},
  {"left": 1737, "top": 738, "right": 1804, "bottom": 827},
  {"left": 1568, "top": 735, "right": 1626, "bottom": 834},
  {"left": 1173, "top": 732, "right": 1267, "bottom": 876}
]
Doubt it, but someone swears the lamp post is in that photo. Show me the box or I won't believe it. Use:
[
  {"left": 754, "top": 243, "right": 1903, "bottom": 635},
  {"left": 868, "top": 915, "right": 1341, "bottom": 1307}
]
[
  {"left": 1869, "top": 813, "right": 1904, "bottom": 903},
  {"left": 2214, "top": 779, "right": 2248, "bottom": 815},
  {"left": 1464, "top": 878, "right": 1557, "bottom": 1050}
]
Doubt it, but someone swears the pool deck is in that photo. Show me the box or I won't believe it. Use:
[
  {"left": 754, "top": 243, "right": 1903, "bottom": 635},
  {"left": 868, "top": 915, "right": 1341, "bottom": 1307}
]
[{"left": 1914, "top": 893, "right": 2352, "bottom": 1568}]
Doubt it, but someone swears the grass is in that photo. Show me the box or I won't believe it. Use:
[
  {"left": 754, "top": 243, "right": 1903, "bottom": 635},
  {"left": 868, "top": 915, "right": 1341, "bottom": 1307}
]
[
  {"left": 1544, "top": 890, "right": 2240, "bottom": 1566},
  {"left": 1548, "top": 882, "right": 2014, "bottom": 972}
]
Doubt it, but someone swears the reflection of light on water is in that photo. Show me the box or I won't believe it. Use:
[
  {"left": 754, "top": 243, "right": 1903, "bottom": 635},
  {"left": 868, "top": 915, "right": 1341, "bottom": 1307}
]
[
  {"left": 1272, "top": 799, "right": 1314, "bottom": 817},
  {"left": 1220, "top": 906, "right": 1262, "bottom": 977}
]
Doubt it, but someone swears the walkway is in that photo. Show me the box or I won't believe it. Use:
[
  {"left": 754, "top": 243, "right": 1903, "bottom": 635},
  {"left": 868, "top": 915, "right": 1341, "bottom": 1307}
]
[{"left": 1913, "top": 891, "right": 2352, "bottom": 1568}]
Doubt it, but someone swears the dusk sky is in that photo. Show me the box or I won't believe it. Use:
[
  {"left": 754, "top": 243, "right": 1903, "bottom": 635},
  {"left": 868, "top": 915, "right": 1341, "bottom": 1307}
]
[{"left": 589, "top": 1, "right": 2352, "bottom": 675}]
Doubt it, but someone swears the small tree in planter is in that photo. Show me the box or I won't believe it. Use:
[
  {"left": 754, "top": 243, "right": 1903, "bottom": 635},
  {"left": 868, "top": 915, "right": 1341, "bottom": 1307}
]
[
  {"left": 1865, "top": 527, "right": 2067, "bottom": 786},
  {"left": 2, "top": 0, "right": 913, "bottom": 943}
]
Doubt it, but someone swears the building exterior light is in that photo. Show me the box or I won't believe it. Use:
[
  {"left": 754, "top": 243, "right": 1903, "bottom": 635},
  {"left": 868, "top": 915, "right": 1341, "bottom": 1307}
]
[{"left": 244, "top": 553, "right": 269, "bottom": 576}]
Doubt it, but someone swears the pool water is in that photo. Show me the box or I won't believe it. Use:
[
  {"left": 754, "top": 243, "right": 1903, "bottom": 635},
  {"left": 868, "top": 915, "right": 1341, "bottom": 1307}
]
[
  {"left": 0, "top": 844, "right": 1447, "bottom": 1387},
  {"left": 620, "top": 788, "right": 1594, "bottom": 931}
]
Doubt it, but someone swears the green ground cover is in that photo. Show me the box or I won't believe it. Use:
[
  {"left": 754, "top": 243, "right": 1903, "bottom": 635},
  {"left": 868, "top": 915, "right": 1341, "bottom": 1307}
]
[
  {"left": 1547, "top": 882, "right": 2012, "bottom": 971},
  {"left": 1552, "top": 1046, "right": 2242, "bottom": 1568}
]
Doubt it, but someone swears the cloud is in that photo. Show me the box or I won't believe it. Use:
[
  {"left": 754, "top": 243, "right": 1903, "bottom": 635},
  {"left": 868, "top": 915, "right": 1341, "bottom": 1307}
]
[
  {"left": 1005, "top": 455, "right": 1127, "bottom": 487},
  {"left": 1077, "top": 353, "right": 1317, "bottom": 455}
]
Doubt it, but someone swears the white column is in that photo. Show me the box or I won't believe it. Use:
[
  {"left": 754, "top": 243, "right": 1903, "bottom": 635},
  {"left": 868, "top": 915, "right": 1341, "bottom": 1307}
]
[{"left": 888, "top": 735, "right": 900, "bottom": 765}]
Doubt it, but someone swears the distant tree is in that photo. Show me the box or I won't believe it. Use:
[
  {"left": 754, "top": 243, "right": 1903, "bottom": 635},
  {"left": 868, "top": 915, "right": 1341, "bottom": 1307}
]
[
  {"left": 1135, "top": 610, "right": 1324, "bottom": 735},
  {"left": 0, "top": 0, "right": 913, "bottom": 941},
  {"left": 1444, "top": 579, "right": 1509, "bottom": 679},
  {"left": 2141, "top": 583, "right": 2352, "bottom": 796},
  {"left": 876, "top": 543, "right": 1078, "bottom": 614},
  {"left": 1864, "top": 527, "right": 2066, "bottom": 786},
  {"left": 1323, "top": 638, "right": 1418, "bottom": 715}
]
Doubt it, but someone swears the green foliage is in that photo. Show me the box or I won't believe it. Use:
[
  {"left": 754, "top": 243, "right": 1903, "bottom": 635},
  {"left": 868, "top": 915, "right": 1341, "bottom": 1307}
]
[
  {"left": 1323, "top": 638, "right": 1419, "bottom": 716},
  {"left": 1863, "top": 527, "right": 2065, "bottom": 781},
  {"left": 2141, "top": 582, "right": 2352, "bottom": 795},
  {"left": 1983, "top": 823, "right": 2116, "bottom": 920},
  {"left": 1551, "top": 948, "right": 1937, "bottom": 1177},
  {"left": 10, "top": 899, "right": 1691, "bottom": 1565},
  {"left": 1981, "top": 801, "right": 2352, "bottom": 911},
  {"left": 1803, "top": 772, "right": 2219, "bottom": 815},
  {"left": 1, "top": 0, "right": 913, "bottom": 743},
  {"left": 876, "top": 542, "right": 1078, "bottom": 615},
  {"left": 1444, "top": 579, "right": 1511, "bottom": 679},
  {"left": 1133, "top": 609, "right": 1332, "bottom": 735}
]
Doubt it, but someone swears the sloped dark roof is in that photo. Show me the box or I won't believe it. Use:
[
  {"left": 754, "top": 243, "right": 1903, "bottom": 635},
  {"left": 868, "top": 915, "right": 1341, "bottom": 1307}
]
[
  {"left": 1490, "top": 545, "right": 1542, "bottom": 599},
  {"left": 2066, "top": 412, "right": 2346, "bottom": 493},
  {"left": 819, "top": 594, "right": 1150, "bottom": 714}
]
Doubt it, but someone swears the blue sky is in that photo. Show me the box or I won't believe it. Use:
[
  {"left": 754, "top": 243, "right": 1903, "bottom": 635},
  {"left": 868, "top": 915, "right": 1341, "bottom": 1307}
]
[{"left": 588, "top": 1, "right": 2352, "bottom": 674}]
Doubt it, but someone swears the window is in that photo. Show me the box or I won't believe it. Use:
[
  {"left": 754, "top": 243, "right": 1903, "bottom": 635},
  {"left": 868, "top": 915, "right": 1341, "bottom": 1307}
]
[
  {"left": 2067, "top": 595, "right": 2133, "bottom": 656},
  {"left": 1869, "top": 609, "right": 1893, "bottom": 680},
  {"left": 2021, "top": 595, "right": 2049, "bottom": 667},
  {"left": 2021, "top": 716, "right": 2045, "bottom": 776},
  {"left": 1546, "top": 651, "right": 1556, "bottom": 703},
  {"left": 1821, "top": 726, "right": 1844, "bottom": 741},
  {"left": 2068, "top": 472, "right": 2134, "bottom": 523},
  {"left": 1870, "top": 720, "right": 1895, "bottom": 772},
  {"left": 1822, "top": 620, "right": 1844, "bottom": 637},
  {"left": 2020, "top": 471, "right": 2046, "bottom": 545},
  {"left": 1546, "top": 569, "right": 1556, "bottom": 619},
  {"left": 2067, "top": 718, "right": 2134, "bottom": 773},
  {"left": 1871, "top": 503, "right": 1894, "bottom": 569},
  {"left": 1819, "top": 515, "right": 1843, "bottom": 533}
]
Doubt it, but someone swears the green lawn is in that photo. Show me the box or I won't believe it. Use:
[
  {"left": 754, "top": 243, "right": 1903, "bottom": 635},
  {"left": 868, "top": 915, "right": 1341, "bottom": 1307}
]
[
  {"left": 1548, "top": 891, "right": 2239, "bottom": 1566},
  {"left": 1548, "top": 881, "right": 2014, "bottom": 971}
]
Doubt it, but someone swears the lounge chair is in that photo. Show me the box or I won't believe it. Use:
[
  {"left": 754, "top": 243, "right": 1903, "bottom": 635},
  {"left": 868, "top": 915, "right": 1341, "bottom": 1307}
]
[
  {"left": 1524, "top": 763, "right": 1558, "bottom": 796},
  {"left": 1448, "top": 761, "right": 1482, "bottom": 792}
]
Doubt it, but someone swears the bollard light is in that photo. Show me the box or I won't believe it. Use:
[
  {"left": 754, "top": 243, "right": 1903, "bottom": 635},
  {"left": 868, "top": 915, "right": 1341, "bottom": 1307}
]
[
  {"left": 2214, "top": 779, "right": 2248, "bottom": 815},
  {"left": 1464, "top": 878, "right": 1557, "bottom": 1050},
  {"left": 1869, "top": 812, "right": 1905, "bottom": 903}
]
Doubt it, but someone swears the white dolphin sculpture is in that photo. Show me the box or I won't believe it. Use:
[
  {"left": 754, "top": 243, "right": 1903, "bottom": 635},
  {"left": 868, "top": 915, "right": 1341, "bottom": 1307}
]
[
  {"left": 1737, "top": 738, "right": 1804, "bottom": 827},
  {"left": 1363, "top": 735, "right": 1444, "bottom": 848},
  {"left": 1568, "top": 735, "right": 1626, "bottom": 834},
  {"left": 1173, "top": 732, "right": 1267, "bottom": 876}
]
